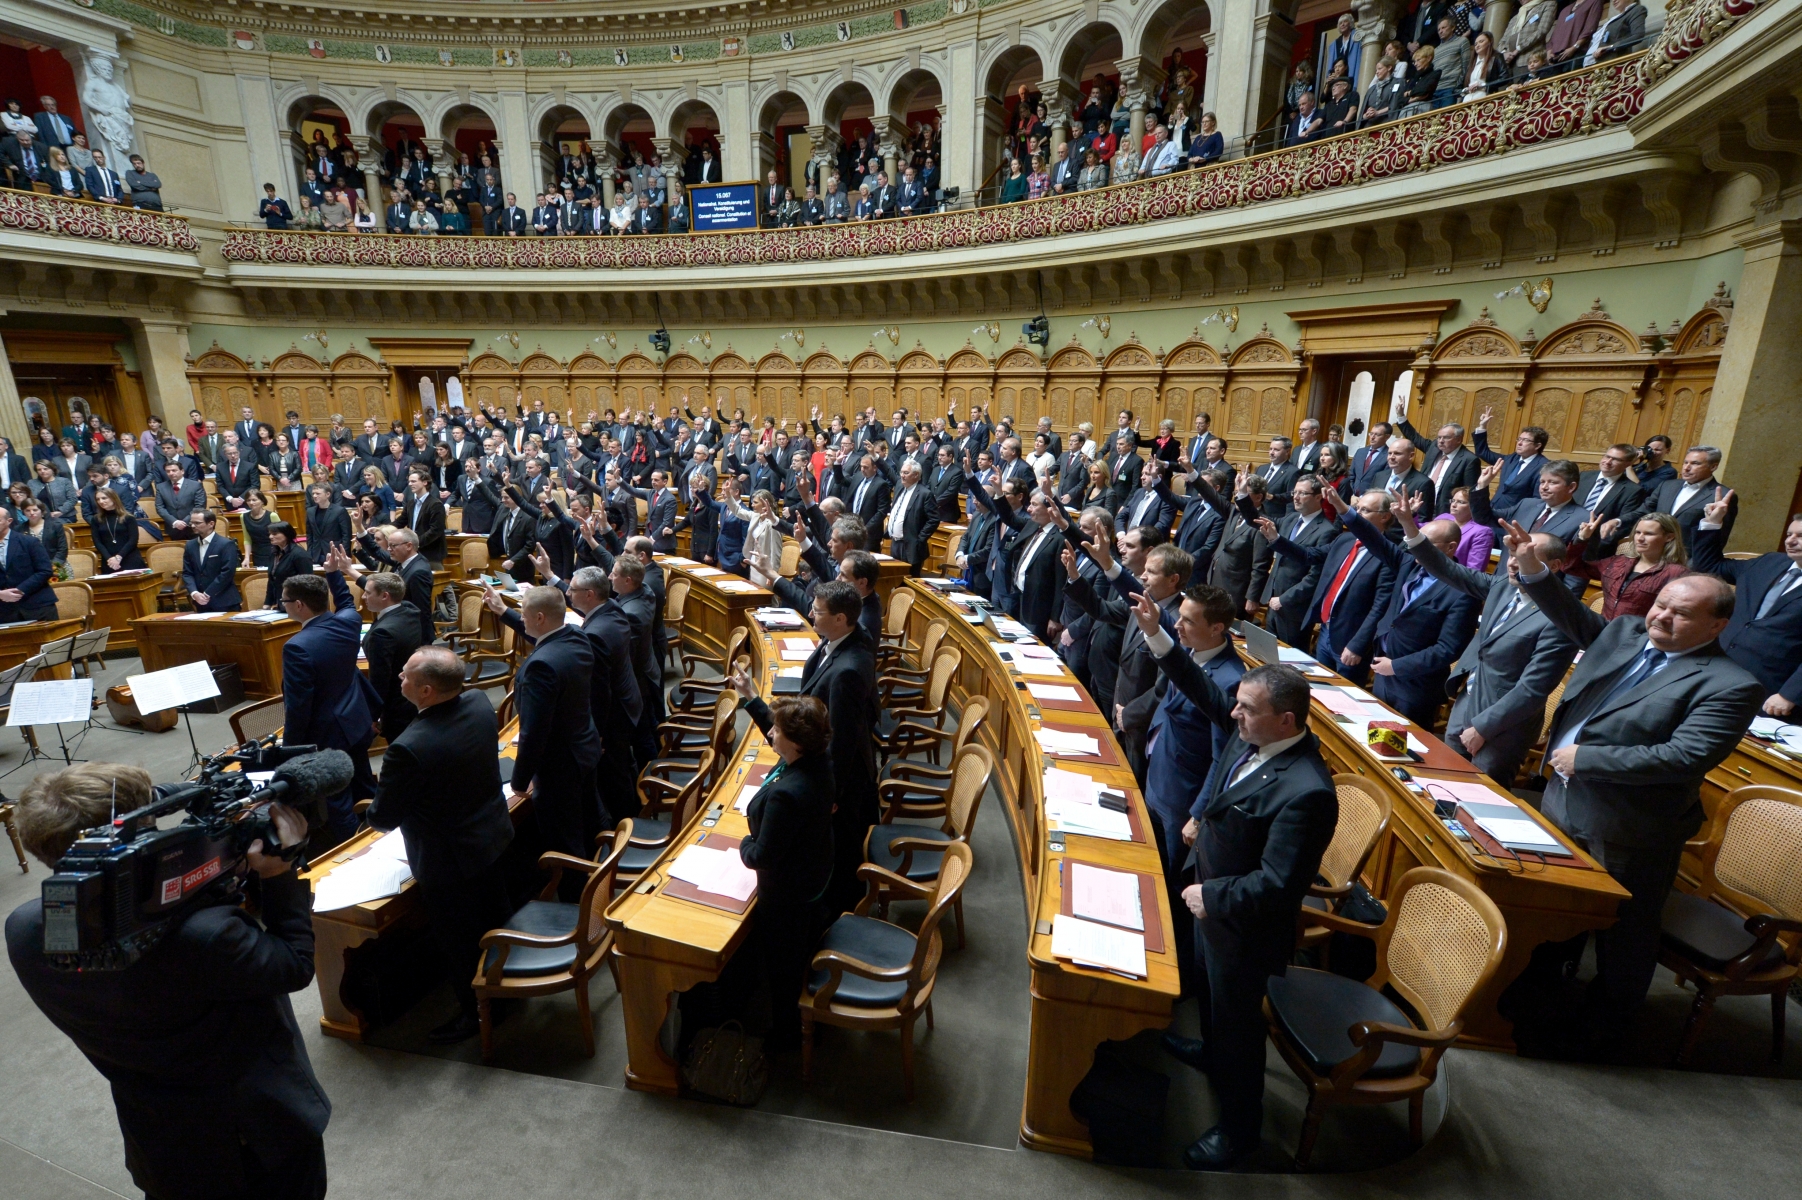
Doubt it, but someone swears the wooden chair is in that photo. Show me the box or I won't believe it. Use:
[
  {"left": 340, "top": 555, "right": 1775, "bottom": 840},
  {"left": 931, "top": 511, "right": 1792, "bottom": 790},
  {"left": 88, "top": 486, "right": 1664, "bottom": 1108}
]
[
  {"left": 2, "top": 799, "right": 26, "bottom": 872},
  {"left": 876, "top": 618, "right": 950, "bottom": 705},
  {"left": 440, "top": 588, "right": 497, "bottom": 649},
  {"left": 51, "top": 581, "right": 92, "bottom": 628},
  {"left": 876, "top": 646, "right": 961, "bottom": 762},
  {"left": 459, "top": 538, "right": 489, "bottom": 579},
  {"left": 1517, "top": 668, "right": 1572, "bottom": 783},
  {"left": 462, "top": 623, "right": 516, "bottom": 693},
  {"left": 615, "top": 756, "right": 714, "bottom": 886},
  {"left": 137, "top": 523, "right": 157, "bottom": 547},
  {"left": 1659, "top": 785, "right": 1802, "bottom": 1064},
  {"left": 445, "top": 506, "right": 463, "bottom": 533},
  {"left": 1298, "top": 776, "right": 1394, "bottom": 961},
  {"left": 671, "top": 650, "right": 750, "bottom": 715},
  {"left": 878, "top": 696, "right": 990, "bottom": 818},
  {"left": 663, "top": 576, "right": 691, "bottom": 672},
  {"left": 65, "top": 548, "right": 96, "bottom": 579},
  {"left": 779, "top": 540, "right": 801, "bottom": 577},
  {"left": 230, "top": 695, "right": 286, "bottom": 745},
  {"left": 878, "top": 587, "right": 915, "bottom": 657},
  {"left": 648, "top": 692, "right": 735, "bottom": 786},
  {"left": 863, "top": 743, "right": 992, "bottom": 950},
  {"left": 1264, "top": 867, "right": 1507, "bottom": 1167},
  {"left": 677, "top": 622, "right": 745, "bottom": 687},
  {"left": 474, "top": 822, "right": 633, "bottom": 1059},
  {"left": 241, "top": 574, "right": 269, "bottom": 610},
  {"left": 146, "top": 542, "right": 187, "bottom": 610},
  {"left": 801, "top": 840, "right": 973, "bottom": 1100}
]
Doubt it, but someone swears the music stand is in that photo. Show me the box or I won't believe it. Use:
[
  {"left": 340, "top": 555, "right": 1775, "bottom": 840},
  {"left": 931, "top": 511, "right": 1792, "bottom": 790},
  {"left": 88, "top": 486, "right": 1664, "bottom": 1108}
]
[
  {"left": 71, "top": 627, "right": 112, "bottom": 683},
  {"left": 0, "top": 655, "right": 49, "bottom": 776},
  {"left": 6, "top": 678, "right": 96, "bottom": 767},
  {"left": 125, "top": 661, "right": 222, "bottom": 776}
]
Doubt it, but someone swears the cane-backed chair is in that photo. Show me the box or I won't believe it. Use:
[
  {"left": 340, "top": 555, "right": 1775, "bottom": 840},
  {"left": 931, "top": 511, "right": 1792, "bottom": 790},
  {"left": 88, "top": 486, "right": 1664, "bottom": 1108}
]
[
  {"left": 801, "top": 840, "right": 973, "bottom": 1100},
  {"left": 51, "top": 581, "right": 92, "bottom": 627},
  {"left": 663, "top": 576, "right": 691, "bottom": 672},
  {"left": 1297, "top": 775, "right": 1394, "bottom": 959},
  {"left": 863, "top": 744, "right": 991, "bottom": 949},
  {"left": 877, "top": 696, "right": 990, "bottom": 819},
  {"left": 875, "top": 646, "right": 962, "bottom": 762},
  {"left": 146, "top": 541, "right": 187, "bottom": 609},
  {"left": 876, "top": 619, "right": 949, "bottom": 706},
  {"left": 64, "top": 548, "right": 96, "bottom": 579},
  {"left": 473, "top": 823, "right": 633, "bottom": 1059},
  {"left": 229, "top": 695, "right": 286, "bottom": 745},
  {"left": 1265, "top": 867, "right": 1507, "bottom": 1167},
  {"left": 614, "top": 757, "right": 714, "bottom": 887},
  {"left": 1660, "top": 785, "right": 1802, "bottom": 1064}
]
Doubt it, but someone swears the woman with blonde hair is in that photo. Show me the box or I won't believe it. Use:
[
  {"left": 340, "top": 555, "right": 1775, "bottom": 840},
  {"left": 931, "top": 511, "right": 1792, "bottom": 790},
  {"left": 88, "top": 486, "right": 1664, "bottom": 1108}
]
[
  {"left": 1561, "top": 510, "right": 1688, "bottom": 620},
  {"left": 737, "top": 484, "right": 788, "bottom": 588}
]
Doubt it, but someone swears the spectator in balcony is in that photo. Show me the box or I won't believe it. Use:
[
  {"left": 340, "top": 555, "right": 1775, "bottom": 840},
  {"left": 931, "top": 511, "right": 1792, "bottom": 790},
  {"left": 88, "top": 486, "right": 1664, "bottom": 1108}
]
[
  {"left": 294, "top": 194, "right": 326, "bottom": 229},
  {"left": 608, "top": 187, "right": 634, "bottom": 235},
  {"left": 668, "top": 184, "right": 692, "bottom": 233},
  {"left": 0, "top": 127, "right": 42, "bottom": 191},
  {"left": 631, "top": 191, "right": 664, "bottom": 234},
  {"left": 352, "top": 194, "right": 376, "bottom": 231},
  {"left": 1047, "top": 142, "right": 1075, "bottom": 194},
  {"left": 474, "top": 170, "right": 502, "bottom": 234},
  {"left": 822, "top": 173, "right": 850, "bottom": 222},
  {"left": 694, "top": 144, "right": 722, "bottom": 184},
  {"left": 82, "top": 148, "right": 123, "bottom": 204},
  {"left": 1165, "top": 65, "right": 1198, "bottom": 127},
  {"left": 299, "top": 166, "right": 325, "bottom": 210},
  {"left": 2, "top": 98, "right": 33, "bottom": 140},
  {"left": 1407, "top": 0, "right": 1451, "bottom": 53},
  {"left": 1547, "top": 0, "right": 1605, "bottom": 71},
  {"left": 897, "top": 165, "right": 929, "bottom": 217},
  {"left": 1450, "top": 0, "right": 1484, "bottom": 38},
  {"left": 1398, "top": 47, "right": 1443, "bottom": 118},
  {"left": 42, "top": 147, "right": 86, "bottom": 198},
  {"left": 1431, "top": 17, "right": 1473, "bottom": 107},
  {"left": 800, "top": 183, "right": 824, "bottom": 225},
  {"left": 1361, "top": 57, "right": 1408, "bottom": 125},
  {"left": 385, "top": 186, "right": 411, "bottom": 233},
  {"left": 762, "top": 168, "right": 783, "bottom": 226},
  {"left": 1076, "top": 146, "right": 1109, "bottom": 191},
  {"left": 530, "top": 192, "right": 553, "bottom": 235},
  {"left": 1143, "top": 124, "right": 1185, "bottom": 175},
  {"left": 1320, "top": 77, "right": 1359, "bottom": 136},
  {"left": 997, "top": 156, "right": 1024, "bottom": 206},
  {"left": 32, "top": 95, "right": 76, "bottom": 151},
  {"left": 319, "top": 187, "right": 352, "bottom": 231},
  {"left": 1500, "top": 0, "right": 1559, "bottom": 78},
  {"left": 1284, "top": 93, "right": 1325, "bottom": 146},
  {"left": 1462, "top": 31, "right": 1509, "bottom": 100},
  {"left": 853, "top": 182, "right": 878, "bottom": 220},
  {"left": 1323, "top": 14, "right": 1361, "bottom": 89},
  {"left": 1027, "top": 153, "right": 1052, "bottom": 198},
  {"left": 256, "top": 183, "right": 290, "bottom": 229},
  {"left": 408, "top": 198, "right": 438, "bottom": 234},
  {"left": 767, "top": 184, "right": 799, "bottom": 228},
  {"left": 1592, "top": 0, "right": 1647, "bottom": 62},
  {"left": 124, "top": 154, "right": 162, "bottom": 210},
  {"left": 1281, "top": 61, "right": 1315, "bottom": 128}
]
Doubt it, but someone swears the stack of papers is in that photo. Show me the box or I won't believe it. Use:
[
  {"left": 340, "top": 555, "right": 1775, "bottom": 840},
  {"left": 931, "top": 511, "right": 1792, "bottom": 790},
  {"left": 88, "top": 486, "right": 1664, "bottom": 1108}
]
[
  {"left": 1312, "top": 687, "right": 1390, "bottom": 722},
  {"left": 780, "top": 644, "right": 814, "bottom": 661},
  {"left": 230, "top": 610, "right": 288, "bottom": 623},
  {"left": 1433, "top": 780, "right": 1568, "bottom": 853},
  {"left": 662, "top": 556, "right": 697, "bottom": 566},
  {"left": 943, "top": 592, "right": 983, "bottom": 608},
  {"left": 312, "top": 831, "right": 413, "bottom": 912},
  {"left": 1036, "top": 727, "right": 1102, "bottom": 757},
  {"left": 776, "top": 666, "right": 805, "bottom": 679},
  {"left": 1750, "top": 716, "right": 1802, "bottom": 754},
  {"left": 993, "top": 618, "right": 1033, "bottom": 640},
  {"left": 689, "top": 565, "right": 725, "bottom": 577},
  {"left": 1013, "top": 642, "right": 1060, "bottom": 661},
  {"left": 1050, "top": 914, "right": 1147, "bottom": 977},
  {"left": 733, "top": 780, "right": 763, "bottom": 813},
  {"left": 174, "top": 612, "right": 219, "bottom": 621},
  {"left": 1043, "top": 767, "right": 1132, "bottom": 840},
  {"left": 669, "top": 843, "right": 759, "bottom": 902},
  {"left": 753, "top": 608, "right": 806, "bottom": 628},
  {"left": 1069, "top": 862, "right": 1144, "bottom": 931},
  {"left": 91, "top": 568, "right": 153, "bottom": 579},
  {"left": 1027, "top": 682, "right": 1082, "bottom": 703},
  {"left": 717, "top": 579, "right": 762, "bottom": 593}
]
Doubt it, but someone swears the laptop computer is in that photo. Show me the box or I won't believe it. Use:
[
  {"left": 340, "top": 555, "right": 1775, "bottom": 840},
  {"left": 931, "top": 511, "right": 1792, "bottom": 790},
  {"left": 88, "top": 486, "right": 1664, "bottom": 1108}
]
[{"left": 1237, "top": 619, "right": 1279, "bottom": 666}]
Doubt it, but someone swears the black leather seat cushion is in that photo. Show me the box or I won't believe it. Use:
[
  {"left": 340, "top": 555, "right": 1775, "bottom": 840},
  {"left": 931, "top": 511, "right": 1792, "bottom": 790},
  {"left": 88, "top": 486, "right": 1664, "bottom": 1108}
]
[
  {"left": 866, "top": 823, "right": 952, "bottom": 881},
  {"left": 805, "top": 915, "right": 916, "bottom": 1007},
  {"left": 631, "top": 813, "right": 674, "bottom": 844},
  {"left": 1266, "top": 967, "right": 1422, "bottom": 1080},
  {"left": 618, "top": 845, "right": 663, "bottom": 874},
  {"left": 481, "top": 900, "right": 579, "bottom": 977},
  {"left": 466, "top": 659, "right": 509, "bottom": 684},
  {"left": 1661, "top": 891, "right": 1786, "bottom": 973}
]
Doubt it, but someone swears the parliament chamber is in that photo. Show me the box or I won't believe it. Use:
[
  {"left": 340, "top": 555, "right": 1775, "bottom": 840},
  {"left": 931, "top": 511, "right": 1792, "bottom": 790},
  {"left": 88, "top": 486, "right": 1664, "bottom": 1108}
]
[{"left": 2, "top": 0, "right": 1802, "bottom": 1193}]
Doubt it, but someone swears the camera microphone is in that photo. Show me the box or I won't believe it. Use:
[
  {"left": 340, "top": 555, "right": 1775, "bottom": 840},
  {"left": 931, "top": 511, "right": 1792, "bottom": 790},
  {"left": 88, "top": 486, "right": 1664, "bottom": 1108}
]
[{"left": 255, "top": 749, "right": 354, "bottom": 811}]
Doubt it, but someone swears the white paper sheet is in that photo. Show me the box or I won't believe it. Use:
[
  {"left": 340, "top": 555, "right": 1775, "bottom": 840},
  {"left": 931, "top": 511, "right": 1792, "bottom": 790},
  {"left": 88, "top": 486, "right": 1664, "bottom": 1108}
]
[
  {"left": 1050, "top": 914, "right": 1147, "bottom": 977},
  {"left": 669, "top": 843, "right": 759, "bottom": 901},
  {"left": 1035, "top": 728, "right": 1101, "bottom": 757},
  {"left": 6, "top": 679, "right": 94, "bottom": 725},
  {"left": 126, "top": 660, "right": 221, "bottom": 715},
  {"left": 1070, "top": 863, "right": 1144, "bottom": 931},
  {"left": 733, "top": 782, "right": 762, "bottom": 814},
  {"left": 1014, "top": 642, "right": 1060, "bottom": 660},
  {"left": 1473, "top": 816, "right": 1565, "bottom": 853},
  {"left": 688, "top": 566, "right": 725, "bottom": 576},
  {"left": 311, "top": 831, "right": 414, "bottom": 912},
  {"left": 780, "top": 647, "right": 814, "bottom": 661},
  {"left": 717, "top": 580, "right": 761, "bottom": 593},
  {"left": 777, "top": 667, "right": 804, "bottom": 679},
  {"left": 1027, "top": 683, "right": 1081, "bottom": 702}
]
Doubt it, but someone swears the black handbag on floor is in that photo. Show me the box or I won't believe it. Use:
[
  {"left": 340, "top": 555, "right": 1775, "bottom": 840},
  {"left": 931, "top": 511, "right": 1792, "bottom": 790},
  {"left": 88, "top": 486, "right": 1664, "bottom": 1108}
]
[{"left": 1069, "top": 1041, "right": 1168, "bottom": 1167}]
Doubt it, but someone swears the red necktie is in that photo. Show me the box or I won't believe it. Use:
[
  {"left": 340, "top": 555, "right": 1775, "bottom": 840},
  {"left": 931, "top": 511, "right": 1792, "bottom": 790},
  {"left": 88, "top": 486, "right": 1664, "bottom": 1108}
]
[{"left": 1320, "top": 543, "right": 1365, "bottom": 623}]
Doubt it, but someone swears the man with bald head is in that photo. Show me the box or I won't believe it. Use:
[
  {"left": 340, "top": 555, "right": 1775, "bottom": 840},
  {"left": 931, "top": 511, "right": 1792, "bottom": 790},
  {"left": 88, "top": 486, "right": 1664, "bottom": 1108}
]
[
  {"left": 1388, "top": 485, "right": 1578, "bottom": 782},
  {"left": 1505, "top": 523, "right": 1763, "bottom": 1058},
  {"left": 1320, "top": 485, "right": 1480, "bottom": 725}
]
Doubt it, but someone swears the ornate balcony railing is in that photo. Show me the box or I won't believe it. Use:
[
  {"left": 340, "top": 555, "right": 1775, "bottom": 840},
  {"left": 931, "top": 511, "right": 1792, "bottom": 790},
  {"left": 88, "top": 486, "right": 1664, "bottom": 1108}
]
[
  {"left": 219, "top": 57, "right": 1647, "bottom": 271},
  {"left": 0, "top": 189, "right": 200, "bottom": 253}
]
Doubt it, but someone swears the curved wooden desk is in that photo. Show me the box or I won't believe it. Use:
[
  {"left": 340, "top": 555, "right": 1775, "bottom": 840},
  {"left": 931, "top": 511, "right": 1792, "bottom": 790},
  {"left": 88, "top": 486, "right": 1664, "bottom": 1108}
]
[
  {"left": 0, "top": 618, "right": 84, "bottom": 678},
  {"left": 130, "top": 611, "right": 299, "bottom": 699},
  {"left": 657, "top": 555, "right": 773, "bottom": 664},
  {"left": 899, "top": 583, "right": 1180, "bottom": 1158},
  {"left": 603, "top": 559, "right": 811, "bottom": 1094}
]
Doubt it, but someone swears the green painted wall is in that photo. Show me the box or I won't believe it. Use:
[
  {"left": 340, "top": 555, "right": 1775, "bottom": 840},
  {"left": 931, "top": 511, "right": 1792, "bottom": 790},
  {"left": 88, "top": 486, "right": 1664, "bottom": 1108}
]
[{"left": 187, "top": 250, "right": 1744, "bottom": 369}]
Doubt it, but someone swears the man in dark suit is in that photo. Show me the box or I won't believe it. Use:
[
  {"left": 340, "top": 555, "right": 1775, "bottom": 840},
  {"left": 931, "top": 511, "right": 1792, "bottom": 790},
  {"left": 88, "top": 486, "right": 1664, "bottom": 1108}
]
[
  {"left": 1255, "top": 437, "right": 1299, "bottom": 520},
  {"left": 0, "top": 506, "right": 57, "bottom": 621},
  {"left": 1119, "top": 459, "right": 1178, "bottom": 537},
  {"left": 737, "top": 580, "right": 878, "bottom": 913},
  {"left": 181, "top": 509, "right": 242, "bottom": 611},
  {"left": 567, "top": 566, "right": 644, "bottom": 822},
  {"left": 1483, "top": 457, "right": 1585, "bottom": 547},
  {"left": 479, "top": 174, "right": 504, "bottom": 235},
  {"left": 1265, "top": 488, "right": 1398, "bottom": 685},
  {"left": 367, "top": 647, "right": 513, "bottom": 1042},
  {"left": 509, "top": 585, "right": 604, "bottom": 864},
  {"left": 455, "top": 460, "right": 500, "bottom": 535},
  {"left": 1290, "top": 418, "right": 1326, "bottom": 475},
  {"left": 1648, "top": 444, "right": 1733, "bottom": 547},
  {"left": 0, "top": 437, "right": 28, "bottom": 493},
  {"left": 1348, "top": 421, "right": 1394, "bottom": 493},
  {"left": 631, "top": 194, "right": 663, "bottom": 234},
  {"left": 1471, "top": 408, "right": 1548, "bottom": 520},
  {"left": 83, "top": 148, "right": 125, "bottom": 204},
  {"left": 386, "top": 190, "right": 412, "bottom": 233},
  {"left": 1393, "top": 492, "right": 1578, "bottom": 782},
  {"left": 281, "top": 561, "right": 382, "bottom": 839},
  {"left": 1192, "top": 473, "right": 1272, "bottom": 620},
  {"left": 1505, "top": 525, "right": 1762, "bottom": 1055},
  {"left": 1109, "top": 543, "right": 1193, "bottom": 782},
  {"left": 1369, "top": 436, "right": 1437, "bottom": 517},
  {"left": 1259, "top": 475, "right": 1338, "bottom": 646},
  {"left": 384, "top": 527, "right": 438, "bottom": 647},
  {"left": 1690, "top": 494, "right": 1802, "bottom": 718},
  {"left": 612, "top": 548, "right": 667, "bottom": 742},
  {"left": 1333, "top": 490, "right": 1482, "bottom": 726},
  {"left": 882, "top": 459, "right": 939, "bottom": 573},
  {"left": 488, "top": 488, "right": 539, "bottom": 580},
  {"left": 841, "top": 455, "right": 893, "bottom": 548},
  {"left": 360, "top": 572, "right": 424, "bottom": 741},
  {"left": 6, "top": 764, "right": 329, "bottom": 1200},
  {"left": 352, "top": 419, "right": 385, "bottom": 462},
  {"left": 1169, "top": 467, "right": 1229, "bottom": 583},
  {"left": 398, "top": 468, "right": 447, "bottom": 564},
  {"left": 232, "top": 405, "right": 260, "bottom": 446},
  {"left": 215, "top": 446, "right": 260, "bottom": 511},
  {"left": 1571, "top": 443, "right": 1647, "bottom": 563},
  {"left": 926, "top": 445, "right": 965, "bottom": 524},
  {"left": 630, "top": 471, "right": 681, "bottom": 553},
  {"left": 1000, "top": 486, "right": 1068, "bottom": 641},
  {"left": 32, "top": 99, "right": 76, "bottom": 150},
  {"left": 1396, "top": 410, "right": 1481, "bottom": 501},
  {"left": 1106, "top": 432, "right": 1145, "bottom": 512},
  {"left": 1141, "top": 635, "right": 1338, "bottom": 1170}
]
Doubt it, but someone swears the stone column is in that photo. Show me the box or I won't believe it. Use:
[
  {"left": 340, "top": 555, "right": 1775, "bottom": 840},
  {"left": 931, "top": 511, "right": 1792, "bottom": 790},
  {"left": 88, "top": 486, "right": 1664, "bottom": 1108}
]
[
  {"left": 652, "top": 135, "right": 680, "bottom": 207},
  {"left": 974, "top": 95, "right": 1007, "bottom": 200},
  {"left": 0, "top": 331, "right": 36, "bottom": 451},
  {"left": 721, "top": 79, "right": 754, "bottom": 180},
  {"left": 356, "top": 136, "right": 386, "bottom": 206},
  {"left": 595, "top": 148, "right": 617, "bottom": 209},
  {"left": 430, "top": 138, "right": 458, "bottom": 197},
  {"left": 1483, "top": 1, "right": 1516, "bottom": 39},
  {"left": 943, "top": 37, "right": 979, "bottom": 200},
  {"left": 1700, "top": 220, "right": 1802, "bottom": 552},
  {"left": 868, "top": 115, "right": 899, "bottom": 182},
  {"left": 1115, "top": 58, "right": 1164, "bottom": 155},
  {"left": 1352, "top": 0, "right": 1408, "bottom": 94},
  {"left": 1211, "top": 0, "right": 1300, "bottom": 142},
  {"left": 805, "top": 124, "right": 842, "bottom": 191},
  {"left": 1199, "top": 31, "right": 1221, "bottom": 116},
  {"left": 1040, "top": 80, "right": 1070, "bottom": 158},
  {"left": 128, "top": 318, "right": 193, "bottom": 427}
]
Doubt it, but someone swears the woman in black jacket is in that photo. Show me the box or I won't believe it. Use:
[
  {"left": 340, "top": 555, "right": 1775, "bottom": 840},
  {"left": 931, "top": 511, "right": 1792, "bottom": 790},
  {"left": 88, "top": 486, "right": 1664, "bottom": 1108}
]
[
  {"left": 264, "top": 522, "right": 314, "bottom": 608},
  {"left": 89, "top": 486, "right": 144, "bottom": 571},
  {"left": 735, "top": 694, "right": 836, "bottom": 1049}
]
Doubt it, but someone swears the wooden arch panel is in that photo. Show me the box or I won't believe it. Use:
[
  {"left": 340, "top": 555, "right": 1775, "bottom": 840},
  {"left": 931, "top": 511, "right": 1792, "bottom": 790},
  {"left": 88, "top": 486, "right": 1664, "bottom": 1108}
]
[
  {"left": 1525, "top": 308, "right": 1653, "bottom": 458},
  {"left": 944, "top": 346, "right": 994, "bottom": 420},
  {"left": 707, "top": 350, "right": 754, "bottom": 418},
  {"left": 848, "top": 350, "right": 895, "bottom": 418},
  {"left": 993, "top": 347, "right": 1044, "bottom": 427},
  {"left": 755, "top": 352, "right": 800, "bottom": 425},
  {"left": 896, "top": 347, "right": 943, "bottom": 425},
  {"left": 1159, "top": 338, "right": 1227, "bottom": 435},
  {"left": 802, "top": 350, "right": 849, "bottom": 422},
  {"left": 1046, "top": 344, "right": 1099, "bottom": 435},
  {"left": 1102, "top": 339, "right": 1160, "bottom": 434}
]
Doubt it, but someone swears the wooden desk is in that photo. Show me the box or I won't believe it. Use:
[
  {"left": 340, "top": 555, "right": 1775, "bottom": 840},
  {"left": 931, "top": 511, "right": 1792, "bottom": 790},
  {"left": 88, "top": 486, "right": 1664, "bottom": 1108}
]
[
  {"left": 870, "top": 553, "right": 911, "bottom": 608},
  {"left": 86, "top": 570, "right": 163, "bottom": 651},
  {"left": 270, "top": 488, "right": 308, "bottom": 531},
  {"left": 658, "top": 556, "right": 773, "bottom": 664},
  {"left": 68, "top": 522, "right": 94, "bottom": 554},
  {"left": 605, "top": 612, "right": 800, "bottom": 1093},
  {"left": 901, "top": 584, "right": 1180, "bottom": 1158},
  {"left": 1694, "top": 734, "right": 1802, "bottom": 886},
  {"left": 0, "top": 618, "right": 83, "bottom": 678},
  {"left": 130, "top": 612, "right": 297, "bottom": 698},
  {"left": 1226, "top": 637, "right": 1630, "bottom": 1050},
  {"left": 300, "top": 718, "right": 526, "bottom": 1040}
]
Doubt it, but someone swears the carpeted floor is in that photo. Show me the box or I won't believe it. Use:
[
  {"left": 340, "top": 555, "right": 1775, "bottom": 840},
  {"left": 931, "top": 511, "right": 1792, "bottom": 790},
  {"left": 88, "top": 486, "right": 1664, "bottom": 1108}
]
[{"left": 1, "top": 654, "right": 1798, "bottom": 1199}]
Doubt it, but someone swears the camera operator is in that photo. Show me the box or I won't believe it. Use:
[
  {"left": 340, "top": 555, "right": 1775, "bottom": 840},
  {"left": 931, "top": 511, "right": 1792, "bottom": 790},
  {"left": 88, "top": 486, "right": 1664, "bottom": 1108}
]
[{"left": 4, "top": 763, "right": 331, "bottom": 1200}]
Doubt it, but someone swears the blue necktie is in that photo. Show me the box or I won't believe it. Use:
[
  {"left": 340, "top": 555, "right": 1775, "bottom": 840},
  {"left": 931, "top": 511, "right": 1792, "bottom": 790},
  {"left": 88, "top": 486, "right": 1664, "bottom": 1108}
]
[
  {"left": 1403, "top": 571, "right": 1434, "bottom": 609},
  {"left": 1757, "top": 567, "right": 1802, "bottom": 620},
  {"left": 1556, "top": 646, "right": 1667, "bottom": 755}
]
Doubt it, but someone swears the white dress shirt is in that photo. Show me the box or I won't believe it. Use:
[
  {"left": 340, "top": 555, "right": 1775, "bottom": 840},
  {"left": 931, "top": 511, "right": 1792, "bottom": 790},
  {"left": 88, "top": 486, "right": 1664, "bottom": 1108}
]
[
  {"left": 1013, "top": 522, "right": 1056, "bottom": 589},
  {"left": 1230, "top": 731, "right": 1309, "bottom": 787}
]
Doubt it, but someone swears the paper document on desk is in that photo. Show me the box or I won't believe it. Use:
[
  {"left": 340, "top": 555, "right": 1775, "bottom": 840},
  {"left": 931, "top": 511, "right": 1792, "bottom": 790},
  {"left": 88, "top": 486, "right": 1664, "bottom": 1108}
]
[
  {"left": 780, "top": 647, "right": 813, "bottom": 661},
  {"left": 688, "top": 566, "right": 725, "bottom": 577},
  {"left": 1027, "top": 683, "right": 1082, "bottom": 703},
  {"left": 992, "top": 618, "right": 1032, "bottom": 639},
  {"left": 312, "top": 831, "right": 413, "bottom": 912},
  {"left": 1277, "top": 646, "right": 1316, "bottom": 664},
  {"left": 669, "top": 843, "right": 759, "bottom": 902},
  {"left": 1013, "top": 642, "right": 1059, "bottom": 660},
  {"left": 776, "top": 667, "right": 805, "bottom": 679},
  {"left": 753, "top": 608, "right": 806, "bottom": 628},
  {"left": 174, "top": 612, "right": 218, "bottom": 621},
  {"left": 1043, "top": 768, "right": 1132, "bottom": 840},
  {"left": 1070, "top": 863, "right": 1143, "bottom": 931},
  {"left": 733, "top": 782, "right": 762, "bottom": 814},
  {"left": 1050, "top": 914, "right": 1147, "bottom": 977},
  {"left": 1036, "top": 728, "right": 1101, "bottom": 757},
  {"left": 717, "top": 580, "right": 761, "bottom": 593},
  {"left": 1312, "top": 687, "right": 1388, "bottom": 721},
  {"left": 1472, "top": 815, "right": 1565, "bottom": 853}
]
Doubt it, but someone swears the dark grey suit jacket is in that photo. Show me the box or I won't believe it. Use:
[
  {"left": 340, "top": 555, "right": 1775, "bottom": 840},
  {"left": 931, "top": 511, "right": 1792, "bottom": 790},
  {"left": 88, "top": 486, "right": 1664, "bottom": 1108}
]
[{"left": 1522, "top": 569, "right": 1762, "bottom": 849}]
